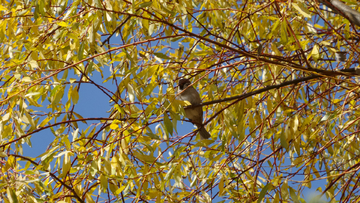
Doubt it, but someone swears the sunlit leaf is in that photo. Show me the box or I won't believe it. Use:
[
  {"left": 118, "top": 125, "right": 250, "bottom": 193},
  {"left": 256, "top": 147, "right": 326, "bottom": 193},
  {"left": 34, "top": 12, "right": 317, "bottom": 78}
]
[
  {"left": 292, "top": 3, "right": 311, "bottom": 18},
  {"left": 154, "top": 52, "right": 171, "bottom": 59}
]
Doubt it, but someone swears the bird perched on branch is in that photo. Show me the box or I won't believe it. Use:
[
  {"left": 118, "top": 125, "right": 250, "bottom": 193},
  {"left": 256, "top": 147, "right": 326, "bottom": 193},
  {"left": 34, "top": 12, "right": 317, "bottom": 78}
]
[{"left": 178, "top": 79, "right": 211, "bottom": 139}]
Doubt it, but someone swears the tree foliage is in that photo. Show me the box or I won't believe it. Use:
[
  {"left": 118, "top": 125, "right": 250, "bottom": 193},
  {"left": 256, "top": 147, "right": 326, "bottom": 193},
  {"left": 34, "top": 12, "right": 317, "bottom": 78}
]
[{"left": 1, "top": 0, "right": 360, "bottom": 202}]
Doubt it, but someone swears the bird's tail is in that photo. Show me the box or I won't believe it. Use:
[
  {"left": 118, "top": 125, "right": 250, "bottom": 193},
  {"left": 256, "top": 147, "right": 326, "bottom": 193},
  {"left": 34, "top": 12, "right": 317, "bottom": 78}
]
[{"left": 198, "top": 126, "right": 211, "bottom": 139}]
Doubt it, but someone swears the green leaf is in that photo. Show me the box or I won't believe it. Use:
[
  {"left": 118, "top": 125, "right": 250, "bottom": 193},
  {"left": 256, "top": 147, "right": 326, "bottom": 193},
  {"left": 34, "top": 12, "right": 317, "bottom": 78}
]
[
  {"left": 163, "top": 114, "right": 173, "bottom": 135},
  {"left": 289, "top": 187, "right": 301, "bottom": 203},
  {"left": 133, "top": 150, "right": 157, "bottom": 163},
  {"left": 280, "top": 130, "right": 288, "bottom": 150},
  {"left": 257, "top": 183, "right": 270, "bottom": 203},
  {"left": 139, "top": 1, "right": 152, "bottom": 9},
  {"left": 154, "top": 52, "right": 171, "bottom": 59},
  {"left": 78, "top": 43, "right": 85, "bottom": 60},
  {"left": 100, "top": 174, "right": 108, "bottom": 192},
  {"left": 165, "top": 166, "right": 175, "bottom": 181},
  {"left": 7, "top": 187, "right": 19, "bottom": 203},
  {"left": 280, "top": 21, "right": 288, "bottom": 44},
  {"left": 71, "top": 87, "right": 79, "bottom": 104}
]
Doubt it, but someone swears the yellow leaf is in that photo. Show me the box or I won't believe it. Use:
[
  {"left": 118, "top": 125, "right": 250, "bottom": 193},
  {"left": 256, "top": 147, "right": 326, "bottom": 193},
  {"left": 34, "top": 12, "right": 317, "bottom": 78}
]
[
  {"left": 309, "top": 44, "right": 320, "bottom": 61},
  {"left": 148, "top": 188, "right": 158, "bottom": 199},
  {"left": 109, "top": 181, "right": 118, "bottom": 196},
  {"left": 22, "top": 76, "right": 31, "bottom": 83},
  {"left": 219, "top": 177, "right": 224, "bottom": 196},
  {"left": 271, "top": 43, "right": 282, "bottom": 56},
  {"left": 292, "top": 3, "right": 311, "bottom": 18},
  {"left": 85, "top": 194, "right": 96, "bottom": 203},
  {"left": 110, "top": 123, "right": 119, "bottom": 130},
  {"left": 61, "top": 153, "right": 71, "bottom": 177},
  {"left": 0, "top": 5, "right": 7, "bottom": 11},
  {"left": 116, "top": 185, "right": 126, "bottom": 195},
  {"left": 69, "top": 78, "right": 77, "bottom": 83},
  {"left": 71, "top": 87, "right": 79, "bottom": 104},
  {"left": 100, "top": 174, "right": 108, "bottom": 192},
  {"left": 57, "top": 21, "right": 69, "bottom": 27},
  {"left": 7, "top": 187, "right": 18, "bottom": 203},
  {"left": 29, "top": 60, "right": 39, "bottom": 69},
  {"left": 183, "top": 101, "right": 191, "bottom": 106},
  {"left": 38, "top": 117, "right": 52, "bottom": 128},
  {"left": 133, "top": 150, "right": 156, "bottom": 163},
  {"left": 0, "top": 151, "right": 7, "bottom": 157},
  {"left": 312, "top": 166, "right": 320, "bottom": 178}
]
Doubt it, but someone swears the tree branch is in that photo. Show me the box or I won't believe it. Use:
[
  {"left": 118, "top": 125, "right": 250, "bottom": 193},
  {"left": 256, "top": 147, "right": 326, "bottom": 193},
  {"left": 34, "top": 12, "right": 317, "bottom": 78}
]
[
  {"left": 0, "top": 118, "right": 118, "bottom": 148},
  {"left": 10, "top": 154, "right": 85, "bottom": 203},
  {"left": 101, "top": 15, "right": 131, "bottom": 46},
  {"left": 186, "top": 68, "right": 356, "bottom": 108},
  {"left": 320, "top": 0, "right": 360, "bottom": 27}
]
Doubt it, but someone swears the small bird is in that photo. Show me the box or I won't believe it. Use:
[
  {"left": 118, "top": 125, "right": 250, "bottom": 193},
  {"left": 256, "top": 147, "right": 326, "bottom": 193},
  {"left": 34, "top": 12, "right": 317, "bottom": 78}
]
[{"left": 178, "top": 79, "right": 211, "bottom": 139}]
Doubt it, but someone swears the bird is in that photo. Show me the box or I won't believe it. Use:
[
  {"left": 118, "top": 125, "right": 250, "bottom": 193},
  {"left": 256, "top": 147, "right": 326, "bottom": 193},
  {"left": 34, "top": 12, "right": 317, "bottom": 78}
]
[{"left": 177, "top": 78, "right": 211, "bottom": 139}]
